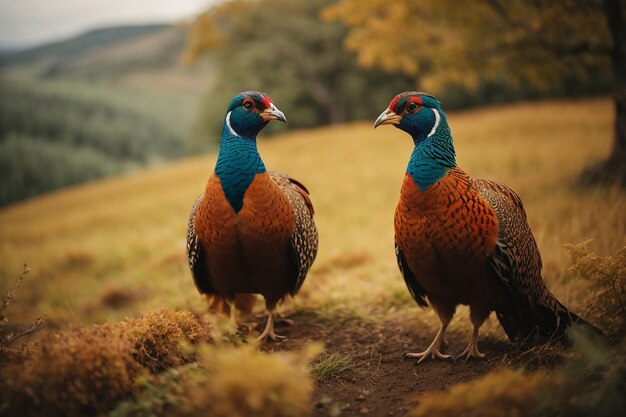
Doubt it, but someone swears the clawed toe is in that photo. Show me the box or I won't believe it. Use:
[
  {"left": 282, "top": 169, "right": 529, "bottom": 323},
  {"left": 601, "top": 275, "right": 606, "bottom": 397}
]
[
  {"left": 404, "top": 349, "right": 455, "bottom": 364},
  {"left": 458, "top": 326, "right": 486, "bottom": 362},
  {"left": 255, "top": 311, "right": 287, "bottom": 343},
  {"left": 256, "top": 331, "right": 287, "bottom": 342},
  {"left": 458, "top": 346, "right": 485, "bottom": 362}
]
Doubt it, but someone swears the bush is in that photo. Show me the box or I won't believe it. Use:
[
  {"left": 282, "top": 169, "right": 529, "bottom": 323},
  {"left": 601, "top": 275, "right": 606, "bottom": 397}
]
[
  {"left": 112, "top": 343, "right": 321, "bottom": 417},
  {"left": 566, "top": 242, "right": 626, "bottom": 339},
  {"left": 410, "top": 334, "right": 625, "bottom": 417},
  {"left": 0, "top": 309, "right": 211, "bottom": 417}
]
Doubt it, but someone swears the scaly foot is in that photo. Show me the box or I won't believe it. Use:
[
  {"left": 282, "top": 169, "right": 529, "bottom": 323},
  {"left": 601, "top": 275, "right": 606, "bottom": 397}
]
[
  {"left": 256, "top": 329, "right": 287, "bottom": 342},
  {"left": 404, "top": 348, "right": 454, "bottom": 364},
  {"left": 458, "top": 324, "right": 486, "bottom": 362},
  {"left": 441, "top": 336, "right": 449, "bottom": 352},
  {"left": 404, "top": 328, "right": 454, "bottom": 364},
  {"left": 458, "top": 341, "right": 485, "bottom": 362},
  {"left": 256, "top": 312, "right": 287, "bottom": 342}
]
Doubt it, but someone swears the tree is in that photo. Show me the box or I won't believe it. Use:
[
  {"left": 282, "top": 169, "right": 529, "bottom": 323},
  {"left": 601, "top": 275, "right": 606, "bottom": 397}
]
[
  {"left": 325, "top": 0, "right": 625, "bottom": 184},
  {"left": 602, "top": 0, "right": 626, "bottom": 182},
  {"left": 184, "top": 0, "right": 414, "bottom": 148},
  {"left": 182, "top": 0, "right": 415, "bottom": 146}
]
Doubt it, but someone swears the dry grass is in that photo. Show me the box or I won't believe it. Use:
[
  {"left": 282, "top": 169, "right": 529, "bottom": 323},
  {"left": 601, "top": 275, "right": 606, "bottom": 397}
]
[
  {"left": 112, "top": 342, "right": 321, "bottom": 417},
  {"left": 566, "top": 242, "right": 626, "bottom": 339},
  {"left": 409, "top": 334, "right": 626, "bottom": 417},
  {"left": 310, "top": 352, "right": 360, "bottom": 382},
  {"left": 0, "top": 98, "right": 623, "bottom": 333},
  {"left": 0, "top": 309, "right": 211, "bottom": 417},
  {"left": 0, "top": 308, "right": 321, "bottom": 417},
  {"left": 408, "top": 238, "right": 626, "bottom": 417}
]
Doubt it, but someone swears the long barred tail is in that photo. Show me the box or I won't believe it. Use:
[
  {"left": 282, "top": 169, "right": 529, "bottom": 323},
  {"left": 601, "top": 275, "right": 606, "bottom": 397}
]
[{"left": 496, "top": 295, "right": 604, "bottom": 345}]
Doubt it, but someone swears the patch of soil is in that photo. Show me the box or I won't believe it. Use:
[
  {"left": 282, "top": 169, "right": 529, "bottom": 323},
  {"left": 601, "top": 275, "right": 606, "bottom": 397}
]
[{"left": 255, "top": 311, "right": 511, "bottom": 417}]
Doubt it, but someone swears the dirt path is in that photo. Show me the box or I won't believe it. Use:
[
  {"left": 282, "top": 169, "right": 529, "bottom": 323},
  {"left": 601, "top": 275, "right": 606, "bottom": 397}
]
[{"left": 257, "top": 311, "right": 509, "bottom": 417}]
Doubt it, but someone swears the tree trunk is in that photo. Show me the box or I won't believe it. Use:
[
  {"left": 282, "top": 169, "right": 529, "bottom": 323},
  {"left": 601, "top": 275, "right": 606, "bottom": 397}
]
[
  {"left": 583, "top": 0, "right": 626, "bottom": 185},
  {"left": 604, "top": 0, "right": 626, "bottom": 165}
]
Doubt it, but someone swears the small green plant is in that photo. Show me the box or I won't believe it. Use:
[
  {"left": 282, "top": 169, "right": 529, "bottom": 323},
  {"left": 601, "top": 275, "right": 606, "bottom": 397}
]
[
  {"left": 310, "top": 352, "right": 359, "bottom": 382},
  {"left": 110, "top": 364, "right": 202, "bottom": 417}
]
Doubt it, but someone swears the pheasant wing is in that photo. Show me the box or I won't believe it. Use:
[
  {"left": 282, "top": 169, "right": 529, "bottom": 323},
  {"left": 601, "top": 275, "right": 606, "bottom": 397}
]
[
  {"left": 474, "top": 179, "right": 573, "bottom": 341},
  {"left": 186, "top": 194, "right": 217, "bottom": 294},
  {"left": 395, "top": 243, "right": 429, "bottom": 307},
  {"left": 269, "top": 171, "right": 318, "bottom": 295}
]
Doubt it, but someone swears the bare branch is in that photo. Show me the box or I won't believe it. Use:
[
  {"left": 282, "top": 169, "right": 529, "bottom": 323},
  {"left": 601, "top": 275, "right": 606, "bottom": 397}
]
[
  {"left": 3, "top": 314, "right": 46, "bottom": 347},
  {"left": 1, "top": 263, "right": 45, "bottom": 348},
  {"left": 0, "top": 263, "right": 31, "bottom": 315}
]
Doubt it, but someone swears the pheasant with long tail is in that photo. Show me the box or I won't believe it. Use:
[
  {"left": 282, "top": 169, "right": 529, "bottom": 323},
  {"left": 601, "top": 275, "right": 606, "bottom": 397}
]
[{"left": 375, "top": 91, "right": 602, "bottom": 362}]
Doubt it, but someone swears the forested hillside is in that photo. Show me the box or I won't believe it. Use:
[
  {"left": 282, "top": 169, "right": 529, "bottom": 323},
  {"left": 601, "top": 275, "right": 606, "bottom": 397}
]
[
  {"left": 0, "top": 81, "right": 184, "bottom": 205},
  {"left": 0, "top": 24, "right": 209, "bottom": 206}
]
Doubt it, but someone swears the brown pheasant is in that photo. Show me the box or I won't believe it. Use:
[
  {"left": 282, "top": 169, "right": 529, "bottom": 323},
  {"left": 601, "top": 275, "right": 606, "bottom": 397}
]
[
  {"left": 186, "top": 91, "right": 318, "bottom": 342},
  {"left": 375, "top": 91, "right": 602, "bottom": 362}
]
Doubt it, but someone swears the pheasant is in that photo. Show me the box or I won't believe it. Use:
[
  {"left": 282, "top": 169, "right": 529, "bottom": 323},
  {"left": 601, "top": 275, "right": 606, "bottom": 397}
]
[
  {"left": 186, "top": 91, "right": 318, "bottom": 342},
  {"left": 375, "top": 91, "right": 601, "bottom": 362}
]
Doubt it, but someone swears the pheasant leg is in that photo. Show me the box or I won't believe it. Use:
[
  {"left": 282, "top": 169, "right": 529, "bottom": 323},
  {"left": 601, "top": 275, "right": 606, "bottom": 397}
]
[
  {"left": 404, "top": 323, "right": 454, "bottom": 364},
  {"left": 256, "top": 310, "right": 286, "bottom": 342},
  {"left": 458, "top": 325, "right": 485, "bottom": 361}
]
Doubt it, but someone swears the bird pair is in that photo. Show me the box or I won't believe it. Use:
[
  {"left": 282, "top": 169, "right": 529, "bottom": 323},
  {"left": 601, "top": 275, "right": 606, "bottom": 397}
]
[{"left": 186, "top": 91, "right": 600, "bottom": 362}]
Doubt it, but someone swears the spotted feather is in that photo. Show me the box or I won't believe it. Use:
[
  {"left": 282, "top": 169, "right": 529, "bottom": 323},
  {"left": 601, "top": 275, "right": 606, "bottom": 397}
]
[
  {"left": 269, "top": 171, "right": 318, "bottom": 295},
  {"left": 186, "top": 194, "right": 217, "bottom": 295},
  {"left": 474, "top": 179, "right": 594, "bottom": 341}
]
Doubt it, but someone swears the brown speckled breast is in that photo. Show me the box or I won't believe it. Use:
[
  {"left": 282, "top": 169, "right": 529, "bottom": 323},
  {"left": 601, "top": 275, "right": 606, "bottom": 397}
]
[
  {"left": 394, "top": 167, "right": 500, "bottom": 306},
  {"left": 195, "top": 172, "right": 296, "bottom": 306}
]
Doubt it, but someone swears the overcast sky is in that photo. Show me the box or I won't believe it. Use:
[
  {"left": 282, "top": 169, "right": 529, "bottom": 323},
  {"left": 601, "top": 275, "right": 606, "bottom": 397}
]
[{"left": 0, "top": 0, "right": 220, "bottom": 48}]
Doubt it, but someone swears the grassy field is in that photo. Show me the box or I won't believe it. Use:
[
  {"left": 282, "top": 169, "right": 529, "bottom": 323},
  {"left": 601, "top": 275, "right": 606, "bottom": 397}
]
[
  {"left": 1, "top": 98, "right": 622, "bottom": 327},
  {"left": 0, "top": 98, "right": 624, "bottom": 416}
]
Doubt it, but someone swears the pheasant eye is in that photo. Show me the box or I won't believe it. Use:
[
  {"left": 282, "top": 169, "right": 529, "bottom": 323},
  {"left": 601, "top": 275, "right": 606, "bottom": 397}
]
[
  {"left": 406, "top": 102, "right": 419, "bottom": 113},
  {"left": 243, "top": 100, "right": 254, "bottom": 111}
]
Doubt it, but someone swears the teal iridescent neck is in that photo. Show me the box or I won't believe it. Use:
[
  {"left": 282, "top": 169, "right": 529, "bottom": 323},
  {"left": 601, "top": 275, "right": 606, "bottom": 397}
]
[
  {"left": 214, "top": 116, "right": 266, "bottom": 212},
  {"left": 407, "top": 114, "right": 457, "bottom": 191}
]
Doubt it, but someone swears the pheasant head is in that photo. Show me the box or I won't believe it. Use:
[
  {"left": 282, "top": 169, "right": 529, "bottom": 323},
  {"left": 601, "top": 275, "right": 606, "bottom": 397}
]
[
  {"left": 224, "top": 90, "right": 286, "bottom": 139},
  {"left": 374, "top": 91, "right": 449, "bottom": 145},
  {"left": 375, "top": 91, "right": 456, "bottom": 190},
  {"left": 215, "top": 91, "right": 286, "bottom": 212}
]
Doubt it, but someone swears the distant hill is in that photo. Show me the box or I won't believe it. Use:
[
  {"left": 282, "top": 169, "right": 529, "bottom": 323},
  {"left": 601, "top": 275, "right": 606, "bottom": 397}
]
[
  {"left": 0, "top": 23, "right": 214, "bottom": 206},
  {"left": 0, "top": 24, "right": 169, "bottom": 71},
  {"left": 0, "top": 46, "right": 20, "bottom": 56},
  {"left": 1, "top": 22, "right": 212, "bottom": 98}
]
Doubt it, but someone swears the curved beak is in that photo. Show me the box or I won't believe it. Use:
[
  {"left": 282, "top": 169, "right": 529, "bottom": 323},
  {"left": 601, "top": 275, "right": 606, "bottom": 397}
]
[
  {"left": 260, "top": 103, "right": 287, "bottom": 123},
  {"left": 374, "top": 108, "right": 401, "bottom": 128}
]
